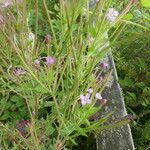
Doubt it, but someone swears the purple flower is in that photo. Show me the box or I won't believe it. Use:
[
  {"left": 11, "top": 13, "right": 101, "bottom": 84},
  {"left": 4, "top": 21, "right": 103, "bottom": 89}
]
[
  {"left": 88, "top": 88, "right": 93, "bottom": 94},
  {"left": 80, "top": 94, "right": 92, "bottom": 106},
  {"left": 97, "top": 75, "right": 103, "bottom": 82},
  {"left": 45, "top": 56, "right": 56, "bottom": 65},
  {"left": 85, "top": 93, "right": 91, "bottom": 99},
  {"left": 13, "top": 68, "right": 25, "bottom": 76},
  {"left": 95, "top": 93, "right": 102, "bottom": 100},
  {"left": 106, "top": 8, "right": 119, "bottom": 22},
  {"left": 34, "top": 59, "right": 40, "bottom": 65},
  {"left": 45, "top": 34, "right": 51, "bottom": 44},
  {"left": 101, "top": 62, "right": 109, "bottom": 69},
  {"left": 32, "top": 111, "right": 36, "bottom": 116}
]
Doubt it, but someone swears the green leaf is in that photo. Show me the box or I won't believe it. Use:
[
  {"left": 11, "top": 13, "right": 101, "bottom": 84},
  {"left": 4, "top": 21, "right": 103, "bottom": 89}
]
[
  {"left": 140, "top": 0, "right": 150, "bottom": 8},
  {"left": 90, "top": 111, "right": 113, "bottom": 126},
  {"left": 42, "top": 101, "right": 54, "bottom": 108},
  {"left": 15, "top": 100, "right": 25, "bottom": 107},
  {"left": 10, "top": 95, "right": 23, "bottom": 102},
  {"left": 34, "top": 85, "right": 48, "bottom": 94},
  {"left": 143, "top": 122, "right": 150, "bottom": 140},
  {"left": 61, "top": 123, "right": 76, "bottom": 137},
  {"left": 76, "top": 127, "right": 87, "bottom": 137},
  {"left": 0, "top": 111, "right": 11, "bottom": 120},
  {"left": 45, "top": 125, "right": 55, "bottom": 136},
  {"left": 138, "top": 58, "right": 148, "bottom": 70},
  {"left": 119, "top": 77, "right": 133, "bottom": 88},
  {"left": 123, "top": 13, "right": 133, "bottom": 20},
  {"left": 69, "top": 138, "right": 77, "bottom": 145},
  {"left": 126, "top": 92, "right": 137, "bottom": 101}
]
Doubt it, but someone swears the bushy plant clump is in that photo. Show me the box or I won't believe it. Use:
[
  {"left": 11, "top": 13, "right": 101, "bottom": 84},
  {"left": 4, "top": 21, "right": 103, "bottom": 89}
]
[{"left": 0, "top": 0, "right": 138, "bottom": 149}]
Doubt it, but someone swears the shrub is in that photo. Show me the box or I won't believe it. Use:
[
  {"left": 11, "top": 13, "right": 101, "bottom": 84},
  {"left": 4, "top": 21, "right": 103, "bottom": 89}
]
[{"left": 0, "top": 0, "right": 138, "bottom": 149}]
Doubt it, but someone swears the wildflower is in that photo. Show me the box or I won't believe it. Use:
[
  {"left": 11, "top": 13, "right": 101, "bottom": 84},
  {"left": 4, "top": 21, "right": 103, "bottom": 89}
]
[
  {"left": 34, "top": 59, "right": 40, "bottom": 65},
  {"left": 85, "top": 93, "right": 91, "bottom": 99},
  {"left": 45, "top": 34, "right": 51, "bottom": 44},
  {"left": 45, "top": 56, "right": 56, "bottom": 65},
  {"left": 101, "top": 62, "right": 109, "bottom": 69},
  {"left": 80, "top": 94, "right": 92, "bottom": 106},
  {"left": 28, "top": 32, "right": 35, "bottom": 41},
  {"left": 32, "top": 111, "right": 36, "bottom": 116},
  {"left": 16, "top": 119, "right": 29, "bottom": 137},
  {"left": 100, "top": 99, "right": 108, "bottom": 106},
  {"left": 106, "top": 8, "right": 119, "bottom": 22},
  {"left": 13, "top": 68, "right": 25, "bottom": 76},
  {"left": 88, "top": 88, "right": 93, "bottom": 94},
  {"left": 95, "top": 93, "right": 102, "bottom": 100},
  {"left": 97, "top": 75, "right": 103, "bottom": 82},
  {"left": 89, "top": 37, "right": 94, "bottom": 44}
]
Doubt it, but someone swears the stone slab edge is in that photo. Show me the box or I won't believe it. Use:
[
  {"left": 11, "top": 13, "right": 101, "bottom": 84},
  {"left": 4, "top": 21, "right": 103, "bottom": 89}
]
[{"left": 95, "top": 53, "right": 135, "bottom": 150}]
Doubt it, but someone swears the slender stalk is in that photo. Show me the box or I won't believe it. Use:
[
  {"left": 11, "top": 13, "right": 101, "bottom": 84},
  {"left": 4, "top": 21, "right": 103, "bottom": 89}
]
[
  {"left": 33, "top": 0, "right": 39, "bottom": 54},
  {"left": 42, "top": 0, "right": 58, "bottom": 50}
]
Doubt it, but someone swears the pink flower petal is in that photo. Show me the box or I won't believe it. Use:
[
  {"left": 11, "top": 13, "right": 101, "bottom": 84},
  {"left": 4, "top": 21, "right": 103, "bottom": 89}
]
[
  {"left": 95, "top": 93, "right": 102, "bottom": 100},
  {"left": 88, "top": 88, "right": 93, "bottom": 94}
]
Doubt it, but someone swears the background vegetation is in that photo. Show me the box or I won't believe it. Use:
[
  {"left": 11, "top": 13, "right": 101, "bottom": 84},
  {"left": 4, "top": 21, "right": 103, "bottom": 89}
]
[{"left": 112, "top": 1, "right": 150, "bottom": 149}]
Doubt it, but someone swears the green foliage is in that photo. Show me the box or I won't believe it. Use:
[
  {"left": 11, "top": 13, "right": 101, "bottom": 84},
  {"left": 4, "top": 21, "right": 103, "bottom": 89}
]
[
  {"left": 0, "top": 94, "right": 28, "bottom": 122},
  {"left": 140, "top": 0, "right": 150, "bottom": 8},
  {"left": 113, "top": 3, "right": 150, "bottom": 149},
  {"left": 0, "top": 0, "right": 136, "bottom": 149},
  {"left": 27, "top": 0, "right": 59, "bottom": 37}
]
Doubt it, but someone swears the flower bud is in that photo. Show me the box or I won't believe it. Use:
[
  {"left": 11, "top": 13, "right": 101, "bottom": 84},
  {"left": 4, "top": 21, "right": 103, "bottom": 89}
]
[
  {"left": 101, "top": 99, "right": 108, "bottom": 106},
  {"left": 45, "top": 34, "right": 51, "bottom": 44},
  {"left": 101, "top": 62, "right": 109, "bottom": 70}
]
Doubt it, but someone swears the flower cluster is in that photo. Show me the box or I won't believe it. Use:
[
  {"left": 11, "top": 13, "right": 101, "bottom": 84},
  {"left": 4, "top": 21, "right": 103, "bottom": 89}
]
[
  {"left": 13, "top": 68, "right": 25, "bottom": 76},
  {"left": 106, "top": 8, "right": 119, "bottom": 22},
  {"left": 80, "top": 88, "right": 107, "bottom": 106},
  {"left": 80, "top": 93, "right": 92, "bottom": 106},
  {"left": 45, "top": 56, "right": 56, "bottom": 65},
  {"left": 34, "top": 56, "right": 56, "bottom": 66},
  {"left": 12, "top": 55, "right": 56, "bottom": 77}
]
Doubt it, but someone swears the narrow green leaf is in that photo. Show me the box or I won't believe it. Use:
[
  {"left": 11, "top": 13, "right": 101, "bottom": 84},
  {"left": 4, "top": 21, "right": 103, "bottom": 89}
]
[{"left": 141, "top": 0, "right": 150, "bottom": 8}]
